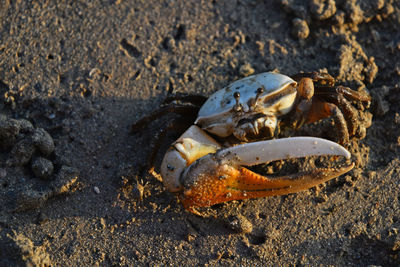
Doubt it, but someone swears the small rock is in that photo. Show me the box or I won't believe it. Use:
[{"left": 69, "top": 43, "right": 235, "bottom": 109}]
[
  {"left": 310, "top": 0, "right": 337, "bottom": 20},
  {"left": 32, "top": 128, "right": 55, "bottom": 156},
  {"left": 291, "top": 18, "right": 309, "bottom": 39},
  {"left": 17, "top": 119, "right": 34, "bottom": 133},
  {"left": 31, "top": 157, "right": 54, "bottom": 180},
  {"left": 94, "top": 186, "right": 100, "bottom": 194},
  {"left": 344, "top": 1, "right": 364, "bottom": 25},
  {"left": 239, "top": 63, "right": 255, "bottom": 77},
  {"left": 226, "top": 214, "right": 253, "bottom": 234}
]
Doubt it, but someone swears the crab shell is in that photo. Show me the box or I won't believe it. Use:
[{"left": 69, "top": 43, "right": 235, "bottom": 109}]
[{"left": 195, "top": 72, "right": 297, "bottom": 137}]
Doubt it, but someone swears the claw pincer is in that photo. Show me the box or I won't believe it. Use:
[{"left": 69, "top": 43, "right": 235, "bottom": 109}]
[{"left": 161, "top": 125, "right": 354, "bottom": 214}]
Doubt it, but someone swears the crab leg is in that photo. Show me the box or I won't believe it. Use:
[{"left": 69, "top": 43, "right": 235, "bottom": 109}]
[{"left": 179, "top": 136, "right": 354, "bottom": 214}]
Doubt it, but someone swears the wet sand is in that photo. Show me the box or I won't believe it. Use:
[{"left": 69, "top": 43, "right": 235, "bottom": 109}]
[{"left": 0, "top": 1, "right": 399, "bottom": 265}]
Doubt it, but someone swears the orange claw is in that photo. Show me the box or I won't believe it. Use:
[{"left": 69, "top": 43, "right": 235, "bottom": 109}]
[
  {"left": 160, "top": 126, "right": 354, "bottom": 215},
  {"left": 181, "top": 161, "right": 354, "bottom": 214}
]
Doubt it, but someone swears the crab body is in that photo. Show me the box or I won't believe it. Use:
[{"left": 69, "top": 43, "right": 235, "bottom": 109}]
[
  {"left": 196, "top": 73, "right": 297, "bottom": 140},
  {"left": 195, "top": 72, "right": 370, "bottom": 143}
]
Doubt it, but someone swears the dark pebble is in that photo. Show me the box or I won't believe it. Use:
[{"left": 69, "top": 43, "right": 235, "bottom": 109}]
[
  {"left": 31, "top": 157, "right": 54, "bottom": 180},
  {"left": 32, "top": 128, "right": 55, "bottom": 156},
  {"left": 292, "top": 18, "right": 309, "bottom": 39},
  {"left": 17, "top": 119, "right": 34, "bottom": 133}
]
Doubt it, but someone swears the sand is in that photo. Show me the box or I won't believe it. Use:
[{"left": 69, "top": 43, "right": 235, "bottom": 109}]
[{"left": 0, "top": 0, "right": 399, "bottom": 265}]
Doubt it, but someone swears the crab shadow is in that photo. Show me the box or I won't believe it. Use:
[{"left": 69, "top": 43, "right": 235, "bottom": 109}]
[{"left": 0, "top": 94, "right": 240, "bottom": 239}]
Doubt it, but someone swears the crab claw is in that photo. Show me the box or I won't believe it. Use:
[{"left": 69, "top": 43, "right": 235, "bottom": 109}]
[
  {"left": 160, "top": 126, "right": 354, "bottom": 215},
  {"left": 179, "top": 136, "right": 353, "bottom": 214}
]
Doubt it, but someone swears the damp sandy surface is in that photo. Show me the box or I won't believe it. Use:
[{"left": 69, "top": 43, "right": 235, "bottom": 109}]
[{"left": 0, "top": 1, "right": 399, "bottom": 265}]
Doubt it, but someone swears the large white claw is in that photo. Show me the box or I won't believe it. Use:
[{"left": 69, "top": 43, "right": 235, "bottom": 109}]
[
  {"left": 161, "top": 126, "right": 354, "bottom": 214},
  {"left": 179, "top": 135, "right": 353, "bottom": 214},
  {"left": 219, "top": 137, "right": 351, "bottom": 167}
]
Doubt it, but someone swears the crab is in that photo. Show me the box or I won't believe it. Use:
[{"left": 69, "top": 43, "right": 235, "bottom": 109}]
[{"left": 132, "top": 71, "right": 370, "bottom": 214}]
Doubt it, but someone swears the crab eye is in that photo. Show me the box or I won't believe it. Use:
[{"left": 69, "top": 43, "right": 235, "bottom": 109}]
[
  {"left": 249, "top": 87, "right": 265, "bottom": 108},
  {"left": 233, "top": 92, "right": 242, "bottom": 112}
]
